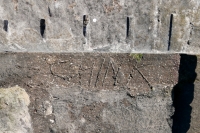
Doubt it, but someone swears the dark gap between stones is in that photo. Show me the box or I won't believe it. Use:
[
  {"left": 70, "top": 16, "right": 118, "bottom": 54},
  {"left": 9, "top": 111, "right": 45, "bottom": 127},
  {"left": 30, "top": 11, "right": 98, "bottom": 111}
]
[{"left": 172, "top": 54, "right": 197, "bottom": 133}]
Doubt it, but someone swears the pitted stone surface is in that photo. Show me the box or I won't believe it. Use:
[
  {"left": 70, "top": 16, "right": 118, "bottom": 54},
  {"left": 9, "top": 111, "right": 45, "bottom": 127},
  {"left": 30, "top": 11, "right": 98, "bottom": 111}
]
[
  {"left": 0, "top": 0, "right": 199, "bottom": 53},
  {"left": 0, "top": 53, "right": 179, "bottom": 132},
  {"left": 49, "top": 86, "right": 173, "bottom": 133}
]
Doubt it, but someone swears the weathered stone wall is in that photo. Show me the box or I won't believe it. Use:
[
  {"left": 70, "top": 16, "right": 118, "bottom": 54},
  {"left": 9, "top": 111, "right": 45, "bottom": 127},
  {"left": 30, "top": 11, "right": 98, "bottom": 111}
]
[
  {"left": 0, "top": 0, "right": 199, "bottom": 132},
  {"left": 0, "top": 53, "right": 179, "bottom": 133},
  {"left": 0, "top": 0, "right": 199, "bottom": 53}
]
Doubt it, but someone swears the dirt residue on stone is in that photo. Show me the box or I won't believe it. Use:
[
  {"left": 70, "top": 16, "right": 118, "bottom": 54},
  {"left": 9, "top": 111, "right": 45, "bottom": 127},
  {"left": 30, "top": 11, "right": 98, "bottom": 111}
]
[{"left": 0, "top": 53, "right": 179, "bottom": 133}]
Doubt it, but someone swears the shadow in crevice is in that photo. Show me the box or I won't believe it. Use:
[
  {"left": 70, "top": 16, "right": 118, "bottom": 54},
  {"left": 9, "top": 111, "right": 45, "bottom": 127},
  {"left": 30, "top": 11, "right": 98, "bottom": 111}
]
[
  {"left": 168, "top": 14, "right": 173, "bottom": 51},
  {"left": 172, "top": 54, "right": 197, "bottom": 133}
]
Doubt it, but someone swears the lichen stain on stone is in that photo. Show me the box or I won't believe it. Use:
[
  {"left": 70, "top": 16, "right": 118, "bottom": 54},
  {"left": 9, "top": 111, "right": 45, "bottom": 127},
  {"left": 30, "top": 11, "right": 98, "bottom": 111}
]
[{"left": 0, "top": 86, "right": 33, "bottom": 133}]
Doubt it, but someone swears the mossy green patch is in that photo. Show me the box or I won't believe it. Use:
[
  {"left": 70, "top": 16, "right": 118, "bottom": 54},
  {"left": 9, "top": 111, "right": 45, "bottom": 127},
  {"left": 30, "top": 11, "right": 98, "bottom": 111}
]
[{"left": 130, "top": 53, "right": 143, "bottom": 62}]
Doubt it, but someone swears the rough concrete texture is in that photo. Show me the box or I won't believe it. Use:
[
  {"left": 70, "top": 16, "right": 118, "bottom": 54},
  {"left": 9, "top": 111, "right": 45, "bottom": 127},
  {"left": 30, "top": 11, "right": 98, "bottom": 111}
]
[
  {"left": 0, "top": 53, "right": 179, "bottom": 133},
  {"left": 0, "top": 0, "right": 199, "bottom": 53},
  {"left": 0, "top": 86, "right": 32, "bottom": 133}
]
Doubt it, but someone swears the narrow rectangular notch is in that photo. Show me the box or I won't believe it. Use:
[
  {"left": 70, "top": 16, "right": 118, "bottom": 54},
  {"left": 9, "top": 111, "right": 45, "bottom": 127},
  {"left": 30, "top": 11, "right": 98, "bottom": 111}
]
[
  {"left": 126, "top": 17, "right": 130, "bottom": 38},
  {"left": 168, "top": 14, "right": 173, "bottom": 51},
  {"left": 83, "top": 15, "right": 88, "bottom": 37},
  {"left": 48, "top": 7, "right": 52, "bottom": 17},
  {"left": 40, "top": 19, "right": 45, "bottom": 38},
  {"left": 3, "top": 20, "right": 8, "bottom": 32}
]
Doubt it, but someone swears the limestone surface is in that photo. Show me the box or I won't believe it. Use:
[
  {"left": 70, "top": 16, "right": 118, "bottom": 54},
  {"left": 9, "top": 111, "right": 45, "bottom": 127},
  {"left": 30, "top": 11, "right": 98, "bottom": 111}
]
[
  {"left": 0, "top": 86, "right": 32, "bottom": 133},
  {"left": 0, "top": 0, "right": 199, "bottom": 53}
]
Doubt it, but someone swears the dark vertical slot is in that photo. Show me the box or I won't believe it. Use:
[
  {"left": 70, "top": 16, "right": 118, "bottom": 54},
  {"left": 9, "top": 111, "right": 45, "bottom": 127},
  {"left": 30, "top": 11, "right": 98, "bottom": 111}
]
[
  {"left": 188, "top": 23, "right": 194, "bottom": 45},
  {"left": 83, "top": 15, "right": 88, "bottom": 37},
  {"left": 168, "top": 14, "right": 173, "bottom": 51},
  {"left": 158, "top": 8, "right": 161, "bottom": 22},
  {"left": 40, "top": 19, "right": 45, "bottom": 38},
  {"left": 126, "top": 17, "right": 130, "bottom": 38},
  {"left": 3, "top": 20, "right": 8, "bottom": 32},
  {"left": 187, "top": 40, "right": 190, "bottom": 45},
  {"left": 48, "top": 7, "right": 52, "bottom": 17}
]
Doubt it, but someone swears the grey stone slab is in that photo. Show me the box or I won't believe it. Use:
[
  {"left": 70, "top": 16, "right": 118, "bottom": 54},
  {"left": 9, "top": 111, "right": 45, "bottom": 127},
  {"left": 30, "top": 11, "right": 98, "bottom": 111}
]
[{"left": 0, "top": 0, "right": 199, "bottom": 53}]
